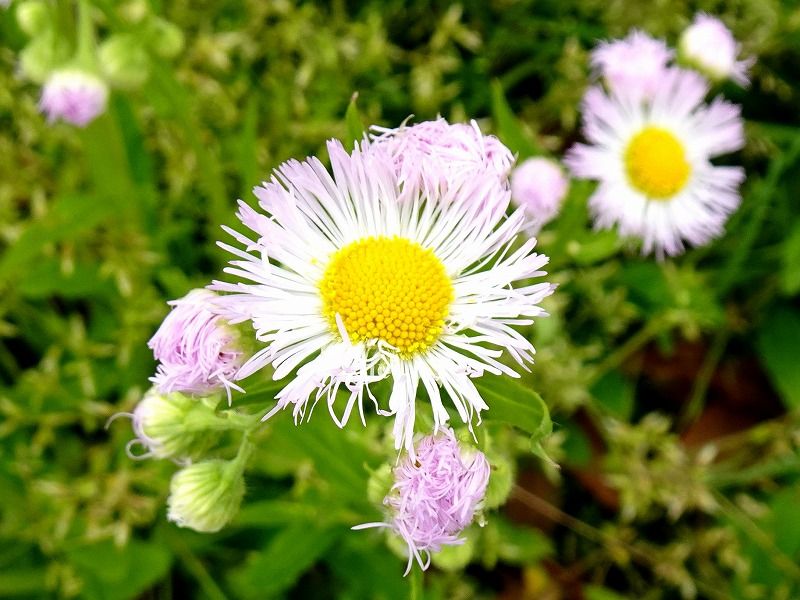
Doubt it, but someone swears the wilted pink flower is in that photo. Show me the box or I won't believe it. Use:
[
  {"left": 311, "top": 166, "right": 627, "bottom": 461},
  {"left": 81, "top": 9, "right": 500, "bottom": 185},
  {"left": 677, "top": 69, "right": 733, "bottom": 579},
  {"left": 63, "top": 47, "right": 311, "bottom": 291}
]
[
  {"left": 39, "top": 69, "right": 108, "bottom": 127},
  {"left": 511, "top": 157, "right": 569, "bottom": 231},
  {"left": 149, "top": 289, "right": 246, "bottom": 399},
  {"left": 369, "top": 117, "right": 514, "bottom": 206},
  {"left": 354, "top": 428, "right": 490, "bottom": 574},
  {"left": 680, "top": 13, "right": 753, "bottom": 86},
  {"left": 591, "top": 30, "right": 673, "bottom": 101}
]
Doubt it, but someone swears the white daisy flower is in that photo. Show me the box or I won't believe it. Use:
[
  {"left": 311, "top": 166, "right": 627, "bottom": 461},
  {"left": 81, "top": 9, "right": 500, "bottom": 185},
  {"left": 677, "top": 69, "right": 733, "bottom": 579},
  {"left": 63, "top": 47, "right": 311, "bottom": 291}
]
[
  {"left": 565, "top": 67, "right": 745, "bottom": 257},
  {"left": 211, "top": 131, "right": 554, "bottom": 452}
]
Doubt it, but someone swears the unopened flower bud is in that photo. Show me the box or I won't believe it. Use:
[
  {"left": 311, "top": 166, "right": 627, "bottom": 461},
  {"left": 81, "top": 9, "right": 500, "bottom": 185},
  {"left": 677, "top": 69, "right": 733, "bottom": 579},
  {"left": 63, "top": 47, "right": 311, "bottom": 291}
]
[
  {"left": 366, "top": 463, "right": 394, "bottom": 506},
  {"left": 354, "top": 428, "right": 490, "bottom": 574},
  {"left": 482, "top": 452, "right": 514, "bottom": 510},
  {"left": 511, "top": 157, "right": 569, "bottom": 232},
  {"left": 167, "top": 459, "right": 246, "bottom": 533},
  {"left": 147, "top": 17, "right": 185, "bottom": 59},
  {"left": 16, "top": 1, "right": 50, "bottom": 36},
  {"left": 20, "top": 32, "right": 70, "bottom": 83},
  {"left": 39, "top": 68, "right": 108, "bottom": 127},
  {"left": 679, "top": 13, "right": 753, "bottom": 86},
  {"left": 149, "top": 289, "right": 251, "bottom": 400},
  {"left": 127, "top": 389, "right": 251, "bottom": 461},
  {"left": 98, "top": 34, "right": 150, "bottom": 89}
]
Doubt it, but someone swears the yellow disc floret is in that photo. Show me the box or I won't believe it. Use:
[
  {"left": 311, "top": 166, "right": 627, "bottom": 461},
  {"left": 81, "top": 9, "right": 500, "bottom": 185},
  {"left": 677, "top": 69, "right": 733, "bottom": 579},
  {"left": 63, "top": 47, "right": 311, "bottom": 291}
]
[
  {"left": 319, "top": 236, "right": 454, "bottom": 356},
  {"left": 624, "top": 126, "right": 691, "bottom": 199}
]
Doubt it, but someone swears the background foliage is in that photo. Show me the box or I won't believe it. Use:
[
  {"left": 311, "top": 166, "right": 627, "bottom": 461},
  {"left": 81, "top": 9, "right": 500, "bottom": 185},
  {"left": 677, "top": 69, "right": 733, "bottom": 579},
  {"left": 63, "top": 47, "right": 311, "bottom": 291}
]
[{"left": 1, "top": 0, "right": 800, "bottom": 598}]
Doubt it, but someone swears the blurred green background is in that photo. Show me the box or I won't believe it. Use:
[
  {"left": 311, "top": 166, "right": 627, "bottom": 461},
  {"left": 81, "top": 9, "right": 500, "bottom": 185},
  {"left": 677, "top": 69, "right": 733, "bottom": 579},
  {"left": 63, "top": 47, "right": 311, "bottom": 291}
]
[{"left": 1, "top": 0, "right": 800, "bottom": 598}]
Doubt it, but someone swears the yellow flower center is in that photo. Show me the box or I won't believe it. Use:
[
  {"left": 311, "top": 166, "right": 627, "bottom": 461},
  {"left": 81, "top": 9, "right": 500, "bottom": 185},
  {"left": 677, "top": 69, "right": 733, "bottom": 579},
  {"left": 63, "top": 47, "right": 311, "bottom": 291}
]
[
  {"left": 319, "top": 236, "right": 454, "bottom": 356},
  {"left": 624, "top": 126, "right": 691, "bottom": 199}
]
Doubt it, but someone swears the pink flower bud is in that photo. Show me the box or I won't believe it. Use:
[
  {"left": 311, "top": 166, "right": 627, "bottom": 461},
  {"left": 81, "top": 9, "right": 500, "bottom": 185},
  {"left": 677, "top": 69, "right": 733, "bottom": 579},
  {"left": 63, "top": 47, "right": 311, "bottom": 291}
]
[
  {"left": 680, "top": 13, "right": 753, "bottom": 86},
  {"left": 511, "top": 157, "right": 569, "bottom": 231},
  {"left": 149, "top": 289, "right": 246, "bottom": 399},
  {"left": 39, "top": 69, "right": 108, "bottom": 127},
  {"left": 355, "top": 428, "right": 490, "bottom": 574}
]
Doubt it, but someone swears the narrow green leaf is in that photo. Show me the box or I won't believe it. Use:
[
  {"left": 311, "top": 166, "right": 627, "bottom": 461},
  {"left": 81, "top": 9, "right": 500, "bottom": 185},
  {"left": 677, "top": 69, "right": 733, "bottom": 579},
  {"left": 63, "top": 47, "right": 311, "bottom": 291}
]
[
  {"left": 229, "top": 525, "right": 339, "bottom": 599},
  {"left": 756, "top": 307, "right": 800, "bottom": 409},
  {"left": 344, "top": 92, "right": 366, "bottom": 149},
  {"left": 490, "top": 79, "right": 540, "bottom": 158},
  {"left": 781, "top": 222, "right": 800, "bottom": 295},
  {"left": 0, "top": 194, "right": 120, "bottom": 280},
  {"left": 66, "top": 539, "right": 172, "bottom": 600}
]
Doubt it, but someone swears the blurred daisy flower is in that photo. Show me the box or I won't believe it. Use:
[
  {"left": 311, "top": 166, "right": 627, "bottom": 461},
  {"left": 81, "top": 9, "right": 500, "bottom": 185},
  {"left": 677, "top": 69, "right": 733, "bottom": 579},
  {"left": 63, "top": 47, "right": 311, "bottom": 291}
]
[
  {"left": 354, "top": 427, "right": 490, "bottom": 574},
  {"left": 565, "top": 67, "right": 745, "bottom": 257},
  {"left": 591, "top": 30, "right": 673, "bottom": 101},
  {"left": 149, "top": 289, "right": 248, "bottom": 399},
  {"left": 39, "top": 68, "right": 108, "bottom": 127},
  {"left": 213, "top": 126, "right": 554, "bottom": 452},
  {"left": 680, "top": 13, "right": 754, "bottom": 86}
]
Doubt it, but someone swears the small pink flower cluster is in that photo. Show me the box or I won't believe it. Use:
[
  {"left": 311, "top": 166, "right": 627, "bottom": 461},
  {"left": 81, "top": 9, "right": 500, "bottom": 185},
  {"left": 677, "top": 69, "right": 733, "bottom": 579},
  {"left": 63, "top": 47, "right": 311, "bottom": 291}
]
[{"left": 356, "top": 428, "right": 490, "bottom": 574}]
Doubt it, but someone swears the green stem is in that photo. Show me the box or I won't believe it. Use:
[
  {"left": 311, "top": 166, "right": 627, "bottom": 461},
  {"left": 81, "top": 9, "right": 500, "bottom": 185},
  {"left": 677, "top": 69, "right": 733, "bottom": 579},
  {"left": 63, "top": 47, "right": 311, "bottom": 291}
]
[
  {"left": 510, "top": 486, "right": 730, "bottom": 600},
  {"left": 409, "top": 565, "right": 422, "bottom": 600},
  {"left": 230, "top": 434, "right": 255, "bottom": 475},
  {"left": 75, "top": 0, "right": 96, "bottom": 68},
  {"left": 678, "top": 326, "right": 730, "bottom": 429},
  {"left": 166, "top": 530, "right": 229, "bottom": 600},
  {"left": 714, "top": 491, "right": 800, "bottom": 582},
  {"left": 586, "top": 315, "right": 671, "bottom": 387},
  {"left": 705, "top": 452, "right": 800, "bottom": 488}
]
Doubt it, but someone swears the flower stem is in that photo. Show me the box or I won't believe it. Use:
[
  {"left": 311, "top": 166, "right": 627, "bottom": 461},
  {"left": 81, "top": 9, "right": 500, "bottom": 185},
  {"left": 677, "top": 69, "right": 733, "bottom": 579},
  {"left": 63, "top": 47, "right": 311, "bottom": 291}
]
[
  {"left": 75, "top": 0, "right": 97, "bottom": 68},
  {"left": 409, "top": 565, "right": 423, "bottom": 600}
]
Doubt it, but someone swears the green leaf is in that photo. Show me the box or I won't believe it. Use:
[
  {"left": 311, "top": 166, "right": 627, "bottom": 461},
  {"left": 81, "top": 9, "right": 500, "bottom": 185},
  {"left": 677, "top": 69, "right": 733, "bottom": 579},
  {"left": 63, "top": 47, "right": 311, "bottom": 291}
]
[
  {"left": 229, "top": 524, "right": 339, "bottom": 599},
  {"left": 781, "top": 222, "right": 800, "bottom": 295},
  {"left": 490, "top": 79, "right": 541, "bottom": 158},
  {"left": 0, "top": 194, "right": 121, "bottom": 280},
  {"left": 235, "top": 499, "right": 331, "bottom": 528},
  {"left": 344, "top": 92, "right": 366, "bottom": 149},
  {"left": 756, "top": 307, "right": 800, "bottom": 409},
  {"left": 493, "top": 517, "right": 552, "bottom": 565},
  {"left": 325, "top": 535, "right": 408, "bottom": 600},
  {"left": 584, "top": 586, "right": 630, "bottom": 600},
  {"left": 559, "top": 420, "right": 592, "bottom": 467},
  {"left": 591, "top": 371, "right": 634, "bottom": 420},
  {"left": 66, "top": 539, "right": 172, "bottom": 600},
  {"left": 568, "top": 229, "right": 621, "bottom": 266},
  {"left": 475, "top": 374, "right": 553, "bottom": 461},
  {"left": 0, "top": 568, "right": 48, "bottom": 596},
  {"left": 17, "top": 259, "right": 113, "bottom": 299}
]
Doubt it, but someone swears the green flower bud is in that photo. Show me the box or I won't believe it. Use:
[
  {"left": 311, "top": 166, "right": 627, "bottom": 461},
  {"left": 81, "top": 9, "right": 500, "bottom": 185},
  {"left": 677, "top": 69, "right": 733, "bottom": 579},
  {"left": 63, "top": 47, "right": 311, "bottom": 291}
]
[
  {"left": 146, "top": 17, "right": 184, "bottom": 59},
  {"left": 431, "top": 532, "right": 476, "bottom": 571},
  {"left": 129, "top": 389, "right": 252, "bottom": 461},
  {"left": 483, "top": 452, "right": 514, "bottom": 510},
  {"left": 19, "top": 32, "right": 70, "bottom": 84},
  {"left": 16, "top": 1, "right": 51, "bottom": 37},
  {"left": 167, "top": 459, "right": 246, "bottom": 533},
  {"left": 98, "top": 34, "right": 150, "bottom": 89},
  {"left": 366, "top": 463, "right": 393, "bottom": 506}
]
